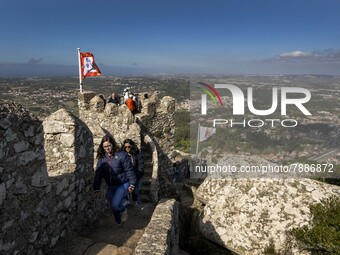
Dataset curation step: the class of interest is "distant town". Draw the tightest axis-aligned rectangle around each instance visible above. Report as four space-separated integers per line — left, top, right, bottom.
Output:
0 76 189 117
1 75 339 169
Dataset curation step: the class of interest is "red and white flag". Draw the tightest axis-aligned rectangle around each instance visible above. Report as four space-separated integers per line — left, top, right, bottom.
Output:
80 52 101 80
199 126 216 142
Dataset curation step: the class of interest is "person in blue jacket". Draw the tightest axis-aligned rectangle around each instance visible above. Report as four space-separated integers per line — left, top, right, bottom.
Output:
93 135 136 226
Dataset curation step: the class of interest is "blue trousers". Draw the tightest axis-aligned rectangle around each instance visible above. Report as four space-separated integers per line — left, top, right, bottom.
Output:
107 182 129 224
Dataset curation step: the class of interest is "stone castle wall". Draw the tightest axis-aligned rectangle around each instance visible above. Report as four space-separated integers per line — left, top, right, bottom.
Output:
137 94 176 158
134 199 179 255
0 103 106 254
78 91 141 151
0 91 177 254
78 91 175 157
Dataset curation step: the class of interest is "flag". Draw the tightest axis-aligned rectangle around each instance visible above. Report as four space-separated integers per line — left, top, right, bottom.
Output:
199 126 216 142
80 52 101 80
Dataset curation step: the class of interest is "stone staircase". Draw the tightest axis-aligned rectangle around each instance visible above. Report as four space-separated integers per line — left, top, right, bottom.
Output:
139 140 153 203
46 143 156 255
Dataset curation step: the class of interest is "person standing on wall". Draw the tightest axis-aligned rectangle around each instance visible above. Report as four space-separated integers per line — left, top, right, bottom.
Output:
108 92 120 106
126 94 136 114
122 139 144 205
93 135 136 226
123 87 130 103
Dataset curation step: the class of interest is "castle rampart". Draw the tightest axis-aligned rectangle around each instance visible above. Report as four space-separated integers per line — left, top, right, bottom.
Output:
0 103 104 254
134 199 179 255
0 90 177 254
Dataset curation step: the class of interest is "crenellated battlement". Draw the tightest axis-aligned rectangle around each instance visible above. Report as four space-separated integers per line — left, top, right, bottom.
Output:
0 91 177 254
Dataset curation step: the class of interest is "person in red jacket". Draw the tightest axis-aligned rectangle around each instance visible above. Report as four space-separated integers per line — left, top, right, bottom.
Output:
125 94 136 114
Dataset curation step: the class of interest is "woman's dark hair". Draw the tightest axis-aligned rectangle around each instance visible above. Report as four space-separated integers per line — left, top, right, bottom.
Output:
121 138 139 154
96 134 117 158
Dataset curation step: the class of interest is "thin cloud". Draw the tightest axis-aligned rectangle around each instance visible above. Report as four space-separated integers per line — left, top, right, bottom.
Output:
276 49 340 62
279 51 313 58
27 58 43 64
249 48 340 75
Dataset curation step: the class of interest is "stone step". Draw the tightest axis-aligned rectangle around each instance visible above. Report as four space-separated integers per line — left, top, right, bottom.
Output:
51 204 155 254
143 156 151 162
138 141 153 203
140 186 151 195
141 176 151 183
83 243 133 255
144 162 153 168
122 229 144 250
142 156 152 162
140 193 150 202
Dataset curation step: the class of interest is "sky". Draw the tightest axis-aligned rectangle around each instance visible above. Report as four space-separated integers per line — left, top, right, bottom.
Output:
1 0 340 76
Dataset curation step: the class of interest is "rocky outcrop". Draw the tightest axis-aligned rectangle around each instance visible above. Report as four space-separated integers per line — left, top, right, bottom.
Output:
195 177 340 255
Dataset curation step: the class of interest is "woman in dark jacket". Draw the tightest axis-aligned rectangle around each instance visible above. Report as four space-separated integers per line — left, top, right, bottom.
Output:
93 135 136 225
121 139 144 205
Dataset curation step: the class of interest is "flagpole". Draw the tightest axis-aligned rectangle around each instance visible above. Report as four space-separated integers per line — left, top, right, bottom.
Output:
77 48 83 93
196 123 200 157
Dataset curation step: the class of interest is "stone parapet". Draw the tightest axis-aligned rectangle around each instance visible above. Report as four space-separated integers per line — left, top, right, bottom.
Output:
137 95 176 158
0 103 104 255
143 134 159 203
78 92 140 153
134 199 179 255
0 90 177 254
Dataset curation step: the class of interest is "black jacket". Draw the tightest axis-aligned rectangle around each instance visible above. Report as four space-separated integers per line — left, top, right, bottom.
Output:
129 152 144 180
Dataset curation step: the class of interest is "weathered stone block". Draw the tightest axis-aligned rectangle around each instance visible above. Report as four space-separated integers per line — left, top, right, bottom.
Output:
43 121 69 134
60 134 75 147
90 96 105 112
0 146 5 160
0 117 11 129
14 177 28 194
78 91 96 104
56 178 69 195
28 232 39 243
4 128 18 142
0 182 6 206
31 166 49 188
104 103 119 116
13 141 29 153
159 96 176 113
64 196 72 209
0 240 16 252
2 219 15 231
